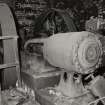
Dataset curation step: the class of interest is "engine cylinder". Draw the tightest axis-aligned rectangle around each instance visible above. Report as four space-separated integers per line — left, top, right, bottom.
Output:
43 31 103 74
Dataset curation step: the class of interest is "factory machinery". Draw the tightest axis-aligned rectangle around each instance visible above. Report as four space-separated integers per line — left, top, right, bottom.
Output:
21 6 105 105
23 30 105 105
22 6 105 105
1 2 105 105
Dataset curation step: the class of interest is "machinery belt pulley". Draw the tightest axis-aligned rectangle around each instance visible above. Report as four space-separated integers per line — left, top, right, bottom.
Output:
43 31 103 74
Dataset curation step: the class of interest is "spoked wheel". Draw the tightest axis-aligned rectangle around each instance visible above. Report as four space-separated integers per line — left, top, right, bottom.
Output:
0 3 18 89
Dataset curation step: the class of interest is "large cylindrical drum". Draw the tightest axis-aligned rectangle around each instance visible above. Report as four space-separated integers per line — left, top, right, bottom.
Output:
43 31 103 74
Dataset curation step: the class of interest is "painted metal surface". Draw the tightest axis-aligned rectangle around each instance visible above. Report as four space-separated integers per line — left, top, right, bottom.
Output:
43 31 103 74
0 3 19 89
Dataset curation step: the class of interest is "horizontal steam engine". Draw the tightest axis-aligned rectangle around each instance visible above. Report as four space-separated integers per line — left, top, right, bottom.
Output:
25 31 105 105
